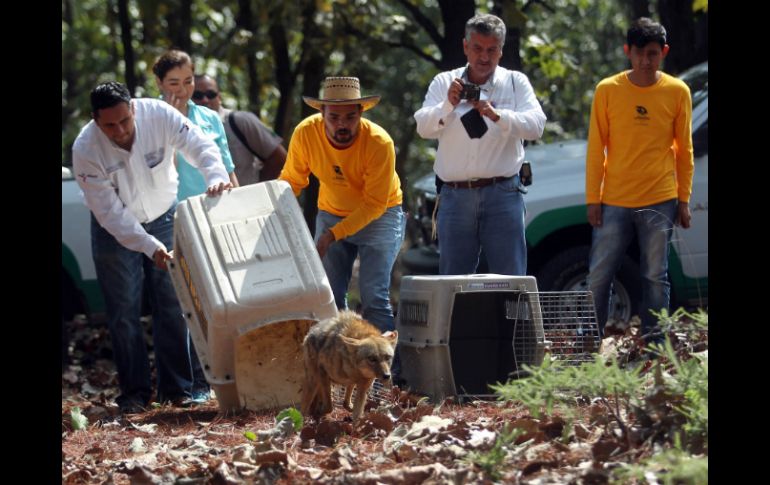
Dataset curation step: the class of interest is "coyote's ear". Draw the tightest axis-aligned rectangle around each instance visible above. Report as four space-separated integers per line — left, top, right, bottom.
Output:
340 335 361 349
382 330 398 343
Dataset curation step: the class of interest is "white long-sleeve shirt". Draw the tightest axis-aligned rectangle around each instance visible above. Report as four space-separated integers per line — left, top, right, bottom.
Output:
414 65 546 181
72 98 229 258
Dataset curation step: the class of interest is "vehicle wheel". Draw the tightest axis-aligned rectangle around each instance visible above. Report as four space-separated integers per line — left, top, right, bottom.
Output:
400 246 440 275
534 246 640 323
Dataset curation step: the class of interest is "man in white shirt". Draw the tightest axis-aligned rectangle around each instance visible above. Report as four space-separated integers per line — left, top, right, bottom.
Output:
414 14 546 275
72 81 231 414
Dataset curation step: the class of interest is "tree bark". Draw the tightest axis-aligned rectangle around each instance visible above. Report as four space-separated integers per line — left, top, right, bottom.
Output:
62 0 78 131
297 50 327 236
630 0 651 20
165 0 192 53
658 0 704 73
137 0 159 50
116 0 137 94
492 0 523 71
436 0 475 70
236 0 261 115
269 17 294 139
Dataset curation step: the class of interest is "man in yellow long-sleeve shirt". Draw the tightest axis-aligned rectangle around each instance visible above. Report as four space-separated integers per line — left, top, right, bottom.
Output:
279 76 404 345
585 17 694 344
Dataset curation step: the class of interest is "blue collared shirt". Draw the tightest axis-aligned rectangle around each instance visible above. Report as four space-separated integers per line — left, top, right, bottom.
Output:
176 100 235 200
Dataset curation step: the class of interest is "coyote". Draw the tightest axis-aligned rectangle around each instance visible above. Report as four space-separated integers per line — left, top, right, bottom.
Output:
301 310 398 421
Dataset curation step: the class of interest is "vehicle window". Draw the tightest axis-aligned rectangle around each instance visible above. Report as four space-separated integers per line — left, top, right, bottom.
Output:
679 63 708 107
693 120 707 158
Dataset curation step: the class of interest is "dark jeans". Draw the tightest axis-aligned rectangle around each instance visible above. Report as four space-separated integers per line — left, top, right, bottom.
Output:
588 199 677 341
437 175 526 275
91 204 205 406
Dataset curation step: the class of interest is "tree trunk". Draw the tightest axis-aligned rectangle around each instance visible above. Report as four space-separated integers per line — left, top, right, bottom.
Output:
269 19 294 139
236 0 261 115
502 26 521 71
658 0 701 73
165 0 192 53
630 0 651 20
116 0 137 94
395 128 415 193
137 0 159 50
298 51 326 236
437 0 476 70
179 0 192 53
62 0 78 131
491 0 522 70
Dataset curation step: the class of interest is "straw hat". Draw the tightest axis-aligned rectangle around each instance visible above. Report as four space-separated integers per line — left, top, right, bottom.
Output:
303 77 380 111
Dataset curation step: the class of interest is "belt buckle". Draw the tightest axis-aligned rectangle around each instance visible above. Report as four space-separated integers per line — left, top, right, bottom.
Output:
468 178 479 189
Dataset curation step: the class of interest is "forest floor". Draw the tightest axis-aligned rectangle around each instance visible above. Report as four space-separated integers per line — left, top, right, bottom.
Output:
62 314 706 484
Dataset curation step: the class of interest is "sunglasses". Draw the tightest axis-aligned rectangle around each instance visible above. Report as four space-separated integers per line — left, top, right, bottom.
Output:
192 90 219 100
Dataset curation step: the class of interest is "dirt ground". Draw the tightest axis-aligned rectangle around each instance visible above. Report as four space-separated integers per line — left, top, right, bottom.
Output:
61 310 684 484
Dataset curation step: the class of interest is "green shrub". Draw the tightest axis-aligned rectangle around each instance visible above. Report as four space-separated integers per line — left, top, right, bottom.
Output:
612 447 708 485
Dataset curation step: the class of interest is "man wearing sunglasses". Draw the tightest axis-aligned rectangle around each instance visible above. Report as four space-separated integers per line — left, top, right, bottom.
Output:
193 75 286 185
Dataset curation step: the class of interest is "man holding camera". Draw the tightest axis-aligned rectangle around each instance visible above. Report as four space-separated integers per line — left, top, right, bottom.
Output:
414 13 545 276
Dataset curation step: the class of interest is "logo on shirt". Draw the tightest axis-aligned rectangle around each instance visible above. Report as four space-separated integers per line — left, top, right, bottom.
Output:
144 148 166 169
178 121 191 134
634 105 650 125
333 165 345 181
105 160 126 175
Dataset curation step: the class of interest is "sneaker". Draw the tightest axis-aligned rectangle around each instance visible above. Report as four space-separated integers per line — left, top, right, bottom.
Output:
189 390 211 405
167 391 210 408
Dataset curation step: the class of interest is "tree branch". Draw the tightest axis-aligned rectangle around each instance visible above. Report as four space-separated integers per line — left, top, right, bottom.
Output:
397 0 444 47
385 39 442 67
339 13 441 69
523 0 556 14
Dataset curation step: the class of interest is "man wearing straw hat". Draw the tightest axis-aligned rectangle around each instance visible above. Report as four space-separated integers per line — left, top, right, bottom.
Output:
279 77 405 355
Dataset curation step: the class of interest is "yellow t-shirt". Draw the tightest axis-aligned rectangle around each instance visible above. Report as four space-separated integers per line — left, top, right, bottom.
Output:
586 71 694 207
279 113 403 240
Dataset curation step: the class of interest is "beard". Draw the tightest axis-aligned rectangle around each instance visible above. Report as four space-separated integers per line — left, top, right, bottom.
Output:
332 129 353 144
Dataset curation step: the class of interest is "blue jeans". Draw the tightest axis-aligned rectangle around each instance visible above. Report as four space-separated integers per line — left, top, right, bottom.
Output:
437 175 526 275
588 199 677 341
91 203 201 406
315 206 405 333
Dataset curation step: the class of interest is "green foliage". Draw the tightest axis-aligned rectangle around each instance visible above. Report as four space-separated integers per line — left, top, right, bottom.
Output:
70 407 88 431
612 447 708 485
494 308 708 484
654 307 708 342
520 0 629 140
465 425 524 481
276 407 304 432
243 430 257 441
490 355 643 418
62 0 704 192
647 309 709 453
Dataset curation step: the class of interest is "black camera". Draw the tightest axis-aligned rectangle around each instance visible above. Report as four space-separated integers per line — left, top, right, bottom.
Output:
459 82 481 102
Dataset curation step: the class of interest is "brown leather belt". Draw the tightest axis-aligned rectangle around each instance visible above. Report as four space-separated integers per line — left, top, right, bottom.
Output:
443 175 513 189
